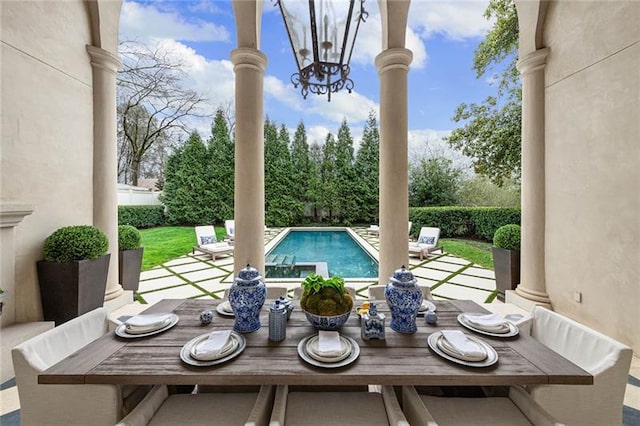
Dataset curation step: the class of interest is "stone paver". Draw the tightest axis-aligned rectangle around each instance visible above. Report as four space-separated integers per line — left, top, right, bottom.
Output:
423 260 465 273
163 256 200 266
140 267 174 280
432 283 494 304
438 256 472 265
166 261 212 274
138 275 188 292
412 268 454 282
464 267 496 279
140 284 207 304
180 268 228 282
448 274 497 291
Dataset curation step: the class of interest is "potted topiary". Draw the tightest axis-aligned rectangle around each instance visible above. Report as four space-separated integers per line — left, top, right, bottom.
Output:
492 224 521 302
300 274 353 330
37 225 110 325
118 225 144 292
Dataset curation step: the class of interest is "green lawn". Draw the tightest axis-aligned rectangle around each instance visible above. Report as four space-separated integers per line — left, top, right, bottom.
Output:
140 226 226 270
439 238 494 269
140 227 494 271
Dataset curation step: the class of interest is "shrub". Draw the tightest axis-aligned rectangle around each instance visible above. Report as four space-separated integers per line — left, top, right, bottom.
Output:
42 225 109 262
118 225 142 251
409 206 521 241
118 205 165 228
493 224 521 251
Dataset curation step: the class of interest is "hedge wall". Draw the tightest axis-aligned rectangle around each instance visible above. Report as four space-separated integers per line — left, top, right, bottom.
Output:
118 205 165 228
409 207 520 242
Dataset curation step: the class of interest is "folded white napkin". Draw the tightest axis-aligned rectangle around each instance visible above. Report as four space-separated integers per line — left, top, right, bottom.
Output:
192 330 232 360
220 301 233 313
440 330 486 360
317 331 343 357
125 314 172 334
464 313 509 333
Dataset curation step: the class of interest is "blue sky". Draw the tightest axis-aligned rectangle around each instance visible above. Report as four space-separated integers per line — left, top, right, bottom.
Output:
119 0 496 160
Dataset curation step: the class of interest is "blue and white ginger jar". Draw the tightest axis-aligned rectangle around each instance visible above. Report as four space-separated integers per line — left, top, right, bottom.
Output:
229 264 266 333
385 265 423 334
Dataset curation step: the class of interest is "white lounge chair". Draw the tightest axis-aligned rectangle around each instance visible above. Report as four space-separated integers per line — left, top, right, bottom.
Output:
409 227 443 260
224 219 235 242
193 225 234 260
517 306 633 426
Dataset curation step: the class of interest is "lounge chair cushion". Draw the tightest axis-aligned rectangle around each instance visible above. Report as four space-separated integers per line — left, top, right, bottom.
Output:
419 236 436 245
199 235 216 245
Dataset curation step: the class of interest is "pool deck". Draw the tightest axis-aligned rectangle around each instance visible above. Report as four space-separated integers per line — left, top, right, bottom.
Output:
130 226 502 307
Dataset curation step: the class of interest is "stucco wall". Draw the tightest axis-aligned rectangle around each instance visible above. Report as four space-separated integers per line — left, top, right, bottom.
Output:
1 1 95 322
543 1 640 350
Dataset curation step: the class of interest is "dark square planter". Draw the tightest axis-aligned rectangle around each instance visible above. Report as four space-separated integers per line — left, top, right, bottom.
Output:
37 254 110 325
119 247 144 291
492 247 520 302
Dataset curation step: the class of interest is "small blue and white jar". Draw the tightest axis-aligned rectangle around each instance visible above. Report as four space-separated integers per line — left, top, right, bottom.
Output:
385 265 423 334
268 300 287 342
229 264 266 333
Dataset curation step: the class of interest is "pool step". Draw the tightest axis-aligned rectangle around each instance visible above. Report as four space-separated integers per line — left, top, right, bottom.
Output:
266 254 296 266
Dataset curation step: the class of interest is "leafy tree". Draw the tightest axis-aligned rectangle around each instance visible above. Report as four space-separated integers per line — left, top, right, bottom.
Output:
289 121 313 223
307 142 324 222
354 111 380 223
264 121 299 226
409 155 462 207
334 119 358 224
117 40 206 186
206 109 235 221
458 175 520 207
320 133 339 221
446 0 520 185
160 132 211 224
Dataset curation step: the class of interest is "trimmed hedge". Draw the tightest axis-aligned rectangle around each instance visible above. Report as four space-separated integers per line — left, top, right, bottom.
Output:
118 205 165 228
42 225 108 262
493 224 521 250
409 207 520 242
118 225 142 250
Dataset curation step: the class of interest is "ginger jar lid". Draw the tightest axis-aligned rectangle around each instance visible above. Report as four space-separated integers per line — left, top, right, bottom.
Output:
235 264 262 285
389 265 416 286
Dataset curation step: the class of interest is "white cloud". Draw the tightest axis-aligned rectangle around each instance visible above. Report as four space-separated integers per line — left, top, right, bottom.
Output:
351 12 427 69
408 0 492 40
120 1 230 43
264 76 303 111
307 90 378 124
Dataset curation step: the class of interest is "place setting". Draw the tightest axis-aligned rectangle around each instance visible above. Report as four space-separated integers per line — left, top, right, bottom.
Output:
428 329 498 368
297 330 360 368
115 313 179 338
457 312 519 337
418 299 437 314
180 329 246 367
216 300 235 317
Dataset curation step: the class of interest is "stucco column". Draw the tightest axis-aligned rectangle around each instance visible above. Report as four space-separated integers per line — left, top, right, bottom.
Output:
375 48 413 284
231 48 267 276
86 45 124 302
508 48 551 307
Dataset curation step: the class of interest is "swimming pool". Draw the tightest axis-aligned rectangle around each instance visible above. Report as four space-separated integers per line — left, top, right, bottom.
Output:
266 229 378 278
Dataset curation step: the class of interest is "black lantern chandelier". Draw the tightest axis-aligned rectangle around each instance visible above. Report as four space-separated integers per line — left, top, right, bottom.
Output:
275 0 368 102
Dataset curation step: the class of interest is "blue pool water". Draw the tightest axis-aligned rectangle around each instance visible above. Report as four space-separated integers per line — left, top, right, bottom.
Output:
267 230 378 278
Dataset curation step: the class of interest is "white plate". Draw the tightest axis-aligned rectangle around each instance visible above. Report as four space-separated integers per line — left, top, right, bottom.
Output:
298 335 360 369
180 331 246 367
457 314 519 338
115 314 179 338
216 301 235 317
418 301 437 313
428 331 498 368
305 335 352 363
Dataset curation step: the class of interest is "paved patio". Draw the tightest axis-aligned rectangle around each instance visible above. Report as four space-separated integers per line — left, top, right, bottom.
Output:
133 227 502 306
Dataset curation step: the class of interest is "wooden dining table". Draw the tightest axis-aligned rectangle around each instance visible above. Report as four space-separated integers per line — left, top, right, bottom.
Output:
39 299 592 387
